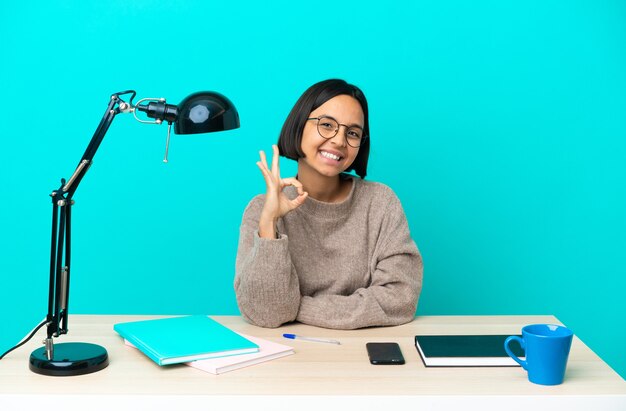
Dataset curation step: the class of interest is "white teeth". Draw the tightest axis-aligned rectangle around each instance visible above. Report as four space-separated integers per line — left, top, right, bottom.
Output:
321 151 341 161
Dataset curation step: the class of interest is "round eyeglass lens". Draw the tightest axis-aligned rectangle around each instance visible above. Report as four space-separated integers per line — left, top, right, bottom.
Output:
345 127 363 147
317 117 339 138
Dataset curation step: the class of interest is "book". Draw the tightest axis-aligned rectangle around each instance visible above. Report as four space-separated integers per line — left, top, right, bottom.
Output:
113 315 259 366
125 333 295 374
188 334 294 374
414 334 525 367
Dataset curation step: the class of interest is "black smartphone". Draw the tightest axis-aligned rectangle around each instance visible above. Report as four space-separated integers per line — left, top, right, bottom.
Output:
366 342 405 365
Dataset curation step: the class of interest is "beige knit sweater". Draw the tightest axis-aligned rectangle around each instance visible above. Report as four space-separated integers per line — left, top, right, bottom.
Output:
234 176 423 330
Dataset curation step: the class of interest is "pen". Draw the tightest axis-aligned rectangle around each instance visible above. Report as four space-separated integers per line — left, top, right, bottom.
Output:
282 333 341 345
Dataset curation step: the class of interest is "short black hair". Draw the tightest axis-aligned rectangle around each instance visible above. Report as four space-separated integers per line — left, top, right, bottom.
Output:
277 79 370 179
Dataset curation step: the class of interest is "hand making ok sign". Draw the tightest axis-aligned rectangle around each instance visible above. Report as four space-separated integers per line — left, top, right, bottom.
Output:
256 145 308 238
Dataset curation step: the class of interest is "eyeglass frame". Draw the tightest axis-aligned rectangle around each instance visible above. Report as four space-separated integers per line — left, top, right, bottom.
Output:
306 116 366 148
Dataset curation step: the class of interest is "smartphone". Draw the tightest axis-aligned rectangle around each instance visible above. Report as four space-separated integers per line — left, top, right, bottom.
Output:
366 342 405 365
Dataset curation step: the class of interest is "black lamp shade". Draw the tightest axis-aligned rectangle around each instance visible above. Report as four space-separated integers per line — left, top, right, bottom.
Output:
174 91 240 135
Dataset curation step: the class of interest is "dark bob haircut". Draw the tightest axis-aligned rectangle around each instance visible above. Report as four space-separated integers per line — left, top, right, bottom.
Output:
277 79 370 179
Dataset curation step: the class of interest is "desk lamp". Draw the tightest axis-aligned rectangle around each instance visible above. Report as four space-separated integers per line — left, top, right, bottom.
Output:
27 90 239 376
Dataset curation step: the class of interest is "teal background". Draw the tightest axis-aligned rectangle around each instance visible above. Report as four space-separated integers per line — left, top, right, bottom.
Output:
1 1 624 379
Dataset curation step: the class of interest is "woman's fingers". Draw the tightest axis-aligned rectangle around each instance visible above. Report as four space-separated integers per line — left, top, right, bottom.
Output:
259 150 270 171
258 148 309 213
258 150 278 187
256 161 273 188
287 192 308 210
281 177 305 195
256 161 269 176
291 191 309 207
260 147 282 181
281 177 308 209
271 144 280 178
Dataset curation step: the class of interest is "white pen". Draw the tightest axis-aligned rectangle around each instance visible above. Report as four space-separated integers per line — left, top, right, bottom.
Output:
282 333 341 345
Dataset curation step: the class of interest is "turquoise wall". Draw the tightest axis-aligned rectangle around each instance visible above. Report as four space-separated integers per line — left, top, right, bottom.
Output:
1 1 624 379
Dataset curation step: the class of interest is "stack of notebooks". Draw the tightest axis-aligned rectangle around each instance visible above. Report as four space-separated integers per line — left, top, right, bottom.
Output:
114 315 294 374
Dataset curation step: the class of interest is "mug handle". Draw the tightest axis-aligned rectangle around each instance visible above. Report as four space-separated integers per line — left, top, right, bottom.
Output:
504 336 527 370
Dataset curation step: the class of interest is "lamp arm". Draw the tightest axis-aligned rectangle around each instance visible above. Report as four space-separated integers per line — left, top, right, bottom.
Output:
64 91 136 197
44 91 134 347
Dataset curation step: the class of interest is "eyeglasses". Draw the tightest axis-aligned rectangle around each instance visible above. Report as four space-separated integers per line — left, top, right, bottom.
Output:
307 116 365 148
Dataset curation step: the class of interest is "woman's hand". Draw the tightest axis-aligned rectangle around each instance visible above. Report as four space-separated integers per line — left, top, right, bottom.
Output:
256 145 308 238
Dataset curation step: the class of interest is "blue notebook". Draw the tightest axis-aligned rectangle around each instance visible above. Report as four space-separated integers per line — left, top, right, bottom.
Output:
114 315 259 366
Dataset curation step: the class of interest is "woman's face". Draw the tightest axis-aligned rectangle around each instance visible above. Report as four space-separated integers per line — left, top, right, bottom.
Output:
299 94 364 178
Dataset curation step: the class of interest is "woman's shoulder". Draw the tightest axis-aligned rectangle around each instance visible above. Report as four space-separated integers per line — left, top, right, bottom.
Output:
243 193 266 215
355 178 400 203
354 179 410 229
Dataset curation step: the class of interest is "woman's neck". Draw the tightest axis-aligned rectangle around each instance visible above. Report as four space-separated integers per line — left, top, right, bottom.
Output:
297 162 350 203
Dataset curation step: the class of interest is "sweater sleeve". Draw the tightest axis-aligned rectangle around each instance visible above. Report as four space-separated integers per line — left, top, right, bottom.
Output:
234 196 301 328
295 192 423 330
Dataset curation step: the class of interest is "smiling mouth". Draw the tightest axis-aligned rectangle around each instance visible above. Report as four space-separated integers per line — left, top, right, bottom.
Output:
320 150 343 161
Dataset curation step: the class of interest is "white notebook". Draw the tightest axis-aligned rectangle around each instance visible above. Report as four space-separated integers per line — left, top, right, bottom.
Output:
125 333 294 374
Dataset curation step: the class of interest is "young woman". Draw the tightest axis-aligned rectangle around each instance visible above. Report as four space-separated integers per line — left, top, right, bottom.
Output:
234 79 423 329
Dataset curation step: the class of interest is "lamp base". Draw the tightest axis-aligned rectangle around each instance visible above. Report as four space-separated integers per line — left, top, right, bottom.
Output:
29 342 109 376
